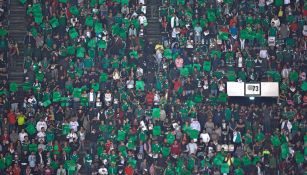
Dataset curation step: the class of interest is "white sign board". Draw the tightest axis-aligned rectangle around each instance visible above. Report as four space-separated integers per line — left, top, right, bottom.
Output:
227 82 279 97
227 82 245 96
245 83 261 96
261 82 279 97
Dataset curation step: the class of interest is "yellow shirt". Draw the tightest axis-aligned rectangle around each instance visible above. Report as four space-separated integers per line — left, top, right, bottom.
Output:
17 115 26 125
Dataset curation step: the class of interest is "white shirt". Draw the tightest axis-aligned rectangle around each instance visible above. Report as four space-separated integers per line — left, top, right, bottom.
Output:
98 167 108 175
28 97 37 104
126 80 135 89
37 131 46 142
171 28 180 38
70 121 79 132
203 80 209 90
67 132 78 143
138 15 147 25
284 0 290 5
271 18 280 27
36 121 47 132
200 133 210 143
79 131 86 141
19 132 28 143
281 120 292 132
219 83 225 92
187 142 198 155
89 92 94 102
259 50 268 59
136 67 143 77
105 93 112 102
281 68 290 79
171 16 179 28
154 94 160 105
238 57 243 68
190 120 201 132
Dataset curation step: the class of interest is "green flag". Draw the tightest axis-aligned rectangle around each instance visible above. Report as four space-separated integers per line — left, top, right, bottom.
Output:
30 27 38 37
275 0 283 6
180 67 189 77
49 17 60 28
69 28 79 39
60 97 69 107
99 73 108 82
210 50 222 58
43 100 52 107
221 163 229 174
67 45 75 55
9 82 18 92
117 130 126 141
295 152 304 164
85 16 94 27
136 80 145 91
26 123 36 135
91 83 99 92
301 81 307 91
207 10 216 22
87 39 96 48
0 28 8 37
240 29 250 39
203 61 211 72
281 143 289 159
163 48 172 59
69 6 79 16
129 50 138 59
52 91 62 102
234 168 244 175
73 88 81 98
166 133 175 144
76 47 85 58
94 22 103 33
19 0 27 5
153 126 161 136
187 129 199 139
270 135 281 147
162 147 170 157
97 40 107 49
152 108 160 118
218 32 229 40
34 16 43 24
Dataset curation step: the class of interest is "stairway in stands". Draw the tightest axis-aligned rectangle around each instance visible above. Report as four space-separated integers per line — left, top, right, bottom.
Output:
146 0 161 44
8 0 26 84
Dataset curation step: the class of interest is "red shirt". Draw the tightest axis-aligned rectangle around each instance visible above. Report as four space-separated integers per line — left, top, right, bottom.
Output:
44 168 52 175
173 80 182 91
171 143 181 155
124 166 134 175
8 112 16 124
114 110 124 124
2 133 9 142
105 142 112 154
146 92 155 105
13 166 21 175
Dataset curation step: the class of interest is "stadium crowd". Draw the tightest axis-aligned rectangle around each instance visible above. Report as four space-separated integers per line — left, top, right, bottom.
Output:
0 0 307 174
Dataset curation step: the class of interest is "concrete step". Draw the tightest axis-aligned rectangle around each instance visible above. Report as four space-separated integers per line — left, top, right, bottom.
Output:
148 18 159 22
147 31 160 35
8 0 26 85
147 25 160 29
10 8 26 13
8 77 24 84
11 0 24 5
9 21 26 25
